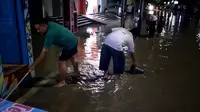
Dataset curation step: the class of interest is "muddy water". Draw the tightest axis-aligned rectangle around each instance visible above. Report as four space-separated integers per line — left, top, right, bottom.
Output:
71 21 199 112
30 12 200 112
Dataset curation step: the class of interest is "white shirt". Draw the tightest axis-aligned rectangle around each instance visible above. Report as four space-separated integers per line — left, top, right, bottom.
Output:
104 27 135 53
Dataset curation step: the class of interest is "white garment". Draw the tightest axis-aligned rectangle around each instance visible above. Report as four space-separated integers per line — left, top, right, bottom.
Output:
104 27 135 53
133 17 139 28
150 15 158 21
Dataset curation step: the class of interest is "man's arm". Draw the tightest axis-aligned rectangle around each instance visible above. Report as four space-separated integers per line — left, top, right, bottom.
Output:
126 34 136 65
129 52 136 65
29 48 48 70
29 27 54 71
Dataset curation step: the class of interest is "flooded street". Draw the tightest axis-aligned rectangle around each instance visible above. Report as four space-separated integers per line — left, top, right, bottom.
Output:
25 12 200 112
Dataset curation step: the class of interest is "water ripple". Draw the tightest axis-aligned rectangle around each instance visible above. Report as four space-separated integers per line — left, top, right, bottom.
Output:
196 29 200 50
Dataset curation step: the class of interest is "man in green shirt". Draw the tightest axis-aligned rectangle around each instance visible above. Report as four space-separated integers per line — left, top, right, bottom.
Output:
29 18 79 87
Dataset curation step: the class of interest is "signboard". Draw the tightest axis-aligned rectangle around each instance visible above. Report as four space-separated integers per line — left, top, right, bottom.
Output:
0 98 47 112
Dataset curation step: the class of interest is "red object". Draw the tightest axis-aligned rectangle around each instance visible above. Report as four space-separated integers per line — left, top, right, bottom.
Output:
63 0 76 32
0 98 46 112
8 104 32 112
78 0 86 14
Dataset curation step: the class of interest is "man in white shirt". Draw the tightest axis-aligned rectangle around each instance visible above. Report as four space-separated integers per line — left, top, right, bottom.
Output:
99 27 136 79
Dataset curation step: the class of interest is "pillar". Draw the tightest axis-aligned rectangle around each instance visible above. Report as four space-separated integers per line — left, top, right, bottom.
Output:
75 0 78 10
43 0 53 16
97 0 102 13
78 0 86 14
63 0 77 32
138 0 145 36
60 0 63 16
121 0 127 28
52 0 61 16
101 0 107 14
0 55 7 98
28 0 43 33
74 2 78 33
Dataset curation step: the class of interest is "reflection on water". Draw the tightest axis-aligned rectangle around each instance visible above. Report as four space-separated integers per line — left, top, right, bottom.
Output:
76 27 106 95
162 11 183 38
84 27 100 66
158 39 172 51
75 27 135 101
196 24 200 50
197 34 200 50
74 12 192 103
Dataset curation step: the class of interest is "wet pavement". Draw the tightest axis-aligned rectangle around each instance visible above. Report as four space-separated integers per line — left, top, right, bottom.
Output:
20 12 200 112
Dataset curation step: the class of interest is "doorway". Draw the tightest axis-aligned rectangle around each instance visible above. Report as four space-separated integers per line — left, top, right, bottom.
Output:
86 0 98 14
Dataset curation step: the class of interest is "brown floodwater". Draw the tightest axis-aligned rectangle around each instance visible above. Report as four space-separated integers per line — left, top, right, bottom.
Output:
26 12 200 112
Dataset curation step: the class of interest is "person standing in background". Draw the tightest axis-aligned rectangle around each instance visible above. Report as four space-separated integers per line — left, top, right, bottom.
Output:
86 1 88 11
98 4 101 13
130 16 139 38
157 16 165 36
148 14 157 38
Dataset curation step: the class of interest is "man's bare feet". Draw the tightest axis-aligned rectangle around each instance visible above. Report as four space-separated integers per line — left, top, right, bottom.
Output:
54 80 66 87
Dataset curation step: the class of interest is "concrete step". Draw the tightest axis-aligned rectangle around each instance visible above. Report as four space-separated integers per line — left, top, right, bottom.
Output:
77 15 85 19
78 19 90 24
77 14 97 27
83 15 106 25
78 21 93 27
48 15 100 28
94 16 108 19
91 14 108 20
78 17 87 21
93 14 106 17
95 16 108 20
94 13 121 19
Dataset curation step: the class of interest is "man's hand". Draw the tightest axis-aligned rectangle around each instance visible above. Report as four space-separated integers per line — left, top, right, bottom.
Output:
29 48 48 71
129 52 136 65
29 64 35 71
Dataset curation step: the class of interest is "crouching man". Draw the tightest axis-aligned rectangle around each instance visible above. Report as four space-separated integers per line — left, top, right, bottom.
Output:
99 27 136 79
29 18 79 87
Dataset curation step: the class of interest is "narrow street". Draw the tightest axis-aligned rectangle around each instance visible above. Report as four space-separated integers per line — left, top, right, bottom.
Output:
17 12 200 112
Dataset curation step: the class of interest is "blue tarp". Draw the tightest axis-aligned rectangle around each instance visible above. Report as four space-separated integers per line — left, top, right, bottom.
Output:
0 0 22 64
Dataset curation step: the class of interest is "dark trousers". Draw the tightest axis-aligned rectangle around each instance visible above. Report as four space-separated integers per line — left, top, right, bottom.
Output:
99 44 125 74
149 21 156 37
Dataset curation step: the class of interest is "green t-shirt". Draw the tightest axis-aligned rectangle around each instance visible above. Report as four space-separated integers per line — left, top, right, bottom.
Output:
43 22 77 49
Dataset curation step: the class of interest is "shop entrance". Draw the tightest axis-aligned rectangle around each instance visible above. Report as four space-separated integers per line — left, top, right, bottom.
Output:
86 0 98 14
